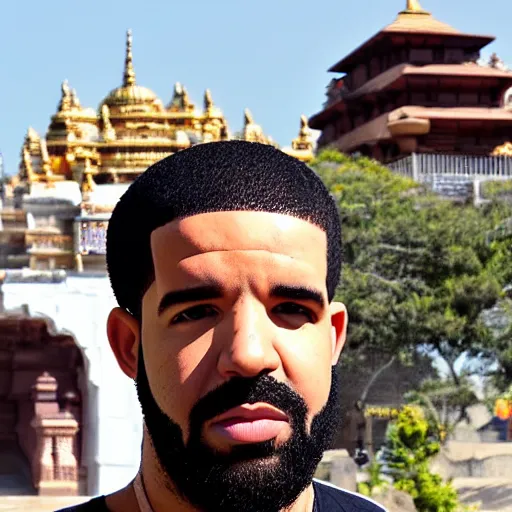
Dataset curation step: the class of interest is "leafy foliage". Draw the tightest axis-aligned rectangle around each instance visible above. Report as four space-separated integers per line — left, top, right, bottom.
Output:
481 179 512 201
380 406 459 512
311 150 512 423
358 460 389 498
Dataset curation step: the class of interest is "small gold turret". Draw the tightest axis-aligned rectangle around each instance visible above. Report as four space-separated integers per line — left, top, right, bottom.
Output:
101 104 116 141
22 146 37 183
402 0 429 14
40 138 53 183
168 82 193 112
242 109 268 143
182 86 192 111
58 80 72 112
204 89 213 114
244 108 254 127
71 89 81 109
292 115 313 151
282 115 315 163
123 29 136 87
26 127 41 152
220 119 230 141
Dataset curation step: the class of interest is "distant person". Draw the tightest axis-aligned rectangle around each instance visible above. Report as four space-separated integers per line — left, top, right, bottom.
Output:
59 141 385 511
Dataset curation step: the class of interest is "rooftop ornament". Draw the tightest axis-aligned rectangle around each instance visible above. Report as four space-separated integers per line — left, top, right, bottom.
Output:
123 29 136 87
401 0 430 14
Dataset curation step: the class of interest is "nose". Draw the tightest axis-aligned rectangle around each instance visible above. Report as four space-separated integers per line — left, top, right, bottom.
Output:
216 298 281 379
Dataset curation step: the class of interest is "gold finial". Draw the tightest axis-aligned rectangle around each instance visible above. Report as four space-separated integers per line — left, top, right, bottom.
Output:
58 80 72 111
123 29 136 87
244 108 254 126
27 127 40 142
300 114 309 135
402 0 429 14
220 119 230 140
101 104 116 141
204 89 213 112
243 109 267 143
71 88 81 109
40 138 52 180
182 86 190 107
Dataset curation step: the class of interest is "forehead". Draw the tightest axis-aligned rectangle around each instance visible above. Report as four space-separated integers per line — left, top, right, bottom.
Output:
150 211 327 284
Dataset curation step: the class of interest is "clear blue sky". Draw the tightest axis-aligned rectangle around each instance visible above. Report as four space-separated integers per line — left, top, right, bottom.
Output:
0 0 510 175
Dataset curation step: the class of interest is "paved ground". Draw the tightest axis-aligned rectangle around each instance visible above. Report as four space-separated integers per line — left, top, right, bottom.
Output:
0 496 89 511
454 478 512 511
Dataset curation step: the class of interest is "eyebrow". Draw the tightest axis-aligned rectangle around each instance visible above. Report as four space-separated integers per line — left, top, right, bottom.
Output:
270 284 325 309
157 285 223 316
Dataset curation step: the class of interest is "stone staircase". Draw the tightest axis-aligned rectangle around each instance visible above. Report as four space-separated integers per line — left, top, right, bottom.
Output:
0 442 34 497
454 477 512 512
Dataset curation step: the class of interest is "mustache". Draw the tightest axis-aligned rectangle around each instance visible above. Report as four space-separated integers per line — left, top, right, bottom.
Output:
189 373 308 433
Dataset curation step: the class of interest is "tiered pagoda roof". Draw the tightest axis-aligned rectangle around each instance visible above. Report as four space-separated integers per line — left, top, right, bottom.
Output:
330 0 494 74
310 0 512 160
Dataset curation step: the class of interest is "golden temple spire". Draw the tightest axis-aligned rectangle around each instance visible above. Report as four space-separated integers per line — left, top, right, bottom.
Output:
174 82 183 96
292 115 313 151
204 89 213 112
244 108 254 126
182 86 191 107
27 127 40 143
300 114 310 136
71 88 81 109
123 29 136 87
58 80 72 111
402 0 429 14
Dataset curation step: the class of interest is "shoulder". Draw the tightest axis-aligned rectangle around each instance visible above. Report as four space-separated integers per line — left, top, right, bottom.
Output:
54 496 109 512
313 480 388 512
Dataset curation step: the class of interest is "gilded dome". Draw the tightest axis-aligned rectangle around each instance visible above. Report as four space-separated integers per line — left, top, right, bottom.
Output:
102 84 159 108
100 30 163 112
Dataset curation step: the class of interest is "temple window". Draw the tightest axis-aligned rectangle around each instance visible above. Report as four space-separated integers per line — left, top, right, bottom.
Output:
459 93 479 106
439 92 457 106
444 48 464 64
411 92 427 104
410 48 433 65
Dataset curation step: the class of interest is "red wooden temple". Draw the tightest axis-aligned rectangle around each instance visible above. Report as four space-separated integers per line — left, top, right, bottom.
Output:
309 0 512 162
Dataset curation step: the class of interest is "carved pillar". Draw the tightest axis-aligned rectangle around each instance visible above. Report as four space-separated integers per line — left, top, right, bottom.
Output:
31 373 79 496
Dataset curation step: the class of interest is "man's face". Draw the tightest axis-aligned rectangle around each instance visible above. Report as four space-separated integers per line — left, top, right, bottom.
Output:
135 211 347 510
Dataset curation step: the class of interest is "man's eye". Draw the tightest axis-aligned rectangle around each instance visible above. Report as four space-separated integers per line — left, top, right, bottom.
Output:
170 305 218 325
273 303 315 322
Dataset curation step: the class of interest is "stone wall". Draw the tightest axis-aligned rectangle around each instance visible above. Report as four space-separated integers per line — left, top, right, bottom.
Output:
432 441 512 480
1 271 142 496
315 450 357 492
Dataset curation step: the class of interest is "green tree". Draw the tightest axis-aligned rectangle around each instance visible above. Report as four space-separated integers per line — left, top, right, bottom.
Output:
311 151 512 426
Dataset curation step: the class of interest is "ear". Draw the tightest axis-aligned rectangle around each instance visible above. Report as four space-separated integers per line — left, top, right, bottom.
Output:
329 302 348 366
107 307 140 379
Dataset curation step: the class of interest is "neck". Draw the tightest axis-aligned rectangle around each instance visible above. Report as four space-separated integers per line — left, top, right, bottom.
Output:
139 434 193 512
133 432 316 512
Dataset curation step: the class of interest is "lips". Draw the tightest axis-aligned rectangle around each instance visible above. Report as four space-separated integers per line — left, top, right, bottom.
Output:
207 403 289 444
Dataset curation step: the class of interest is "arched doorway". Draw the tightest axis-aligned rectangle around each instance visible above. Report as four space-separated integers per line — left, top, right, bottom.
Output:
0 313 85 496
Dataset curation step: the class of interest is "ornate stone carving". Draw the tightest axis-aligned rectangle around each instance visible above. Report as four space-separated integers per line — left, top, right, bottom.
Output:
242 109 268 143
31 373 79 496
101 105 116 142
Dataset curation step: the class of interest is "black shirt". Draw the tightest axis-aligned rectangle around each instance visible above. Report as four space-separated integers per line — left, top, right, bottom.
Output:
312 480 386 511
56 480 386 511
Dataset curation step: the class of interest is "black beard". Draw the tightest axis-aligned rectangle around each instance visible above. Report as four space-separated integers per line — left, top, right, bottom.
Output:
135 344 340 512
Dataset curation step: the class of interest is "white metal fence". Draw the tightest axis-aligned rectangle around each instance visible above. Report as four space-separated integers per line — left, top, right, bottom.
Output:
388 153 512 181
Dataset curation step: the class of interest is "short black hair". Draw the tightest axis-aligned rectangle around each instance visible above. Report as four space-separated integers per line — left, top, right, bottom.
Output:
107 141 341 317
